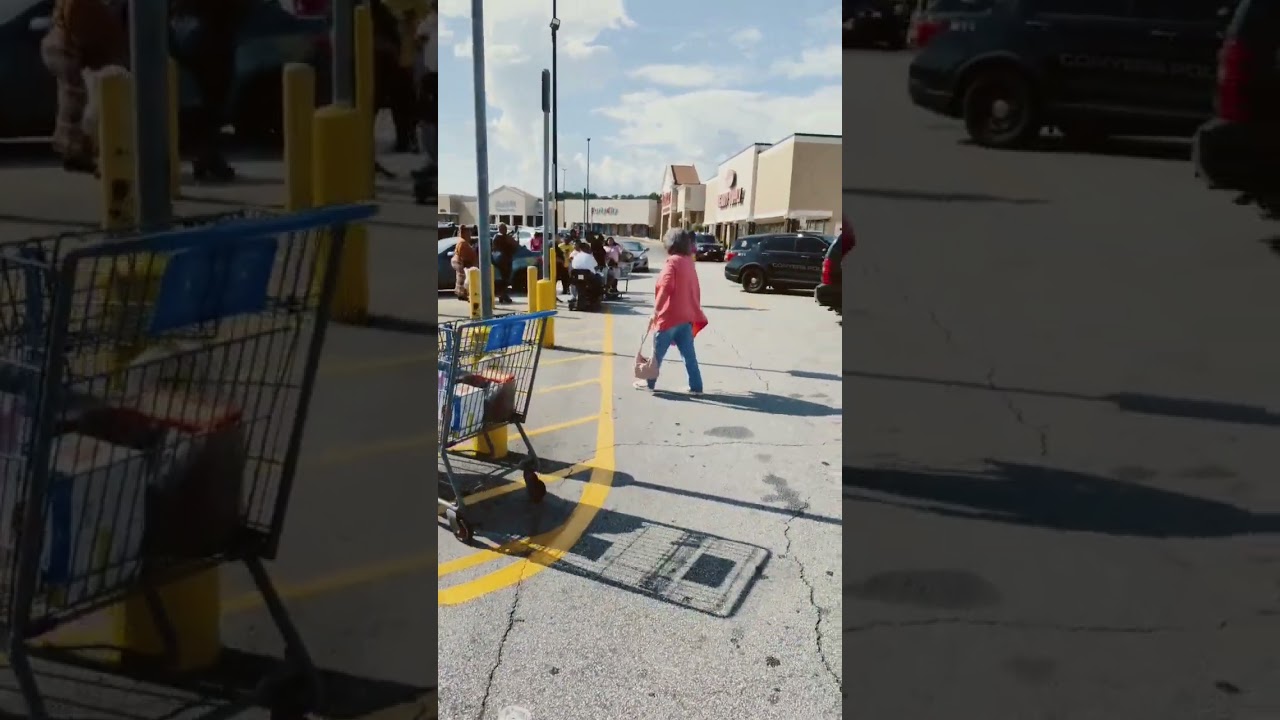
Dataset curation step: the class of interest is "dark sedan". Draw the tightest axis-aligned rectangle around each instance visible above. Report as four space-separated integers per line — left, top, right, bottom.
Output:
844 0 911 49
0 0 330 141
694 234 724 262
437 239 542 292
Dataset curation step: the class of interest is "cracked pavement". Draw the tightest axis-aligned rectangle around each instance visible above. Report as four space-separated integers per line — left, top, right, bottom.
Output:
438 243 842 719
847 49 1280 719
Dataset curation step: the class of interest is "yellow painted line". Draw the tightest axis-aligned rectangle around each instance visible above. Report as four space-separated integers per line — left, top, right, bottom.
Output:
310 431 431 467
523 414 598 439
450 461 587 506
439 312 617 605
540 354 596 367
535 378 599 394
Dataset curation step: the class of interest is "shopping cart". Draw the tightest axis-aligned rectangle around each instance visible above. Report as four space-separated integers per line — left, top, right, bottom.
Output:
438 310 556 542
0 203 376 720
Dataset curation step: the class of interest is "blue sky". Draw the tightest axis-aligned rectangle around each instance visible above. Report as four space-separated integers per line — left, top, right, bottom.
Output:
437 0 841 197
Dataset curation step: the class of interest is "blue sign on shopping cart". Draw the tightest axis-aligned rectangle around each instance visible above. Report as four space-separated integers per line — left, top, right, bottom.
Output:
484 317 527 352
149 236 276 334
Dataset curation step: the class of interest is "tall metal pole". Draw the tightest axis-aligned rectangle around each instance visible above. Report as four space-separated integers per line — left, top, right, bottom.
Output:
584 137 590 227
471 0 494 318
550 2 559 233
332 0 355 105
130 0 171 224
541 69 552 274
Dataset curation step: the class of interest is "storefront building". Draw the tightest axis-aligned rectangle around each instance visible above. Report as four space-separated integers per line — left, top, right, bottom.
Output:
702 133 842 244
458 184 542 226
438 194 477 226
750 134 842 234
657 164 704 238
702 143 769 246
559 198 658 238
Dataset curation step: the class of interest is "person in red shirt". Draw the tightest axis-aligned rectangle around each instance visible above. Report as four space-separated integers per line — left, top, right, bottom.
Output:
839 215 854 257
634 229 708 394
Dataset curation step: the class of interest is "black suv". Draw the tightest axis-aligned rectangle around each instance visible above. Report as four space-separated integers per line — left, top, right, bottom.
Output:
1193 0 1280 217
694 234 724 261
724 233 831 294
909 0 1236 149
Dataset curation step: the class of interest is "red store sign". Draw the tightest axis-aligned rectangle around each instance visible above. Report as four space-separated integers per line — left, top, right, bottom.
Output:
717 169 745 209
661 191 672 209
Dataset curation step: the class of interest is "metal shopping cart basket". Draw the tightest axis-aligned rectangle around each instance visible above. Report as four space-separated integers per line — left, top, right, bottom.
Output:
0 203 376 720
438 310 556 542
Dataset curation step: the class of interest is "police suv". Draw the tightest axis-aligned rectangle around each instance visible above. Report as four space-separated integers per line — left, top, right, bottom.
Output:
908 0 1236 148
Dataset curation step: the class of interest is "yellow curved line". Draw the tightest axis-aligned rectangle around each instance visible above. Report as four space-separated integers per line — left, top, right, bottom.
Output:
438 312 616 605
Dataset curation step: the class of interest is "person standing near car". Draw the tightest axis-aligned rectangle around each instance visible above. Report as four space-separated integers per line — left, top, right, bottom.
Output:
634 228 707 395
170 0 248 182
451 224 477 301
492 223 518 305
41 0 128 175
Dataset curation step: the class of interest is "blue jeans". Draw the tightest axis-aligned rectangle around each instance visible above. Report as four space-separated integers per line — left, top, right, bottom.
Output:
647 323 703 392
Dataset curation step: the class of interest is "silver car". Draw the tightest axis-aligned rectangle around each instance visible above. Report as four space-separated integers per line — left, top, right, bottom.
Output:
618 240 650 272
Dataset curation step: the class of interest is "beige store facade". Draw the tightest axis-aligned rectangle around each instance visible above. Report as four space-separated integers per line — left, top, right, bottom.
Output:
437 194 478 226
657 164 705 238
559 198 658 238
459 185 545 229
702 143 770 246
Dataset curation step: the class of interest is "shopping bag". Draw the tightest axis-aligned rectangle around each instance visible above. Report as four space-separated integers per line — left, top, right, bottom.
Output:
634 328 659 381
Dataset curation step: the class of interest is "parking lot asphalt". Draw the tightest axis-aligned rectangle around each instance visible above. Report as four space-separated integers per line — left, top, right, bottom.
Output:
436 243 842 719
0 140 434 719
847 49 1280 718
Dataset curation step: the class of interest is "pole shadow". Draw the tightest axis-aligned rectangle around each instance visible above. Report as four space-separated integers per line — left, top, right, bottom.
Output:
844 460 1280 538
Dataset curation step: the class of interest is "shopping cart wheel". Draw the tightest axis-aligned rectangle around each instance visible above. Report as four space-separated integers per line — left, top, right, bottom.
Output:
447 509 474 542
523 467 547 503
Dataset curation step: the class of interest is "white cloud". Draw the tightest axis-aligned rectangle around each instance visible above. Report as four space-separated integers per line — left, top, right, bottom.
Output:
628 64 744 89
771 44 841 79
730 27 763 50
438 2 842 196
588 84 842 192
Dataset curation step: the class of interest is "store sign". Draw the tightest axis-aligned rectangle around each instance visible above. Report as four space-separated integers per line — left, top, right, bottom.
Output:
717 169 745 209
591 207 619 216
661 191 672 209
494 200 518 212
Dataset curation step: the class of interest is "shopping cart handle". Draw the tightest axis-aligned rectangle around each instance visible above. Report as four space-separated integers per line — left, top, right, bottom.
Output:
60 204 381 263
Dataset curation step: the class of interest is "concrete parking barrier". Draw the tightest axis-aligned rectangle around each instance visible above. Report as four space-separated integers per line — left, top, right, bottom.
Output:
283 63 316 212
312 106 370 323
98 70 135 230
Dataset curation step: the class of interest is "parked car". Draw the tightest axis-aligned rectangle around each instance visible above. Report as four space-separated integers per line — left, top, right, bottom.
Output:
1193 0 1280 218
618 239 649 272
845 0 911 49
907 0 993 48
438 222 459 239
0 0 331 142
694 234 724 262
723 233 831 294
437 238 542 292
815 221 851 316
908 0 1235 150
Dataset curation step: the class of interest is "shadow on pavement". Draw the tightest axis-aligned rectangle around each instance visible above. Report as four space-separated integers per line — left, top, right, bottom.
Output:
657 390 840 418
460 471 771 619
1015 134 1192 162
846 368 1280 427
552 346 843 382
5 647 428 720
843 185 1046 206
844 461 1280 538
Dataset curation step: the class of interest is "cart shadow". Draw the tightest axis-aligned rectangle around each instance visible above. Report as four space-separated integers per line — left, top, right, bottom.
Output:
452 467 770 619
0 647 428 720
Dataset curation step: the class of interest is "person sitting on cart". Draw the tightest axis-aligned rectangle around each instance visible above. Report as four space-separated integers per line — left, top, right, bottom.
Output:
568 240 603 301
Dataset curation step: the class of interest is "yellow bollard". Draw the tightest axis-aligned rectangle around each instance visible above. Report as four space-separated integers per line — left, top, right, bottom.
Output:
167 58 180 199
526 267 539 312
353 5 376 197
283 63 316 212
111 570 222 671
466 267 481 320
537 279 556 348
98 70 135 231
312 106 370 323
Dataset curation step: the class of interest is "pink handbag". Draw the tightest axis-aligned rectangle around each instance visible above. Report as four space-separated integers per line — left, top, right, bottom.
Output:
634 328 659 380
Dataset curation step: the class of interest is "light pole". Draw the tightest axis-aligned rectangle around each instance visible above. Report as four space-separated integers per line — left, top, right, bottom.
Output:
130 0 171 224
584 137 591 227
550 5 559 232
